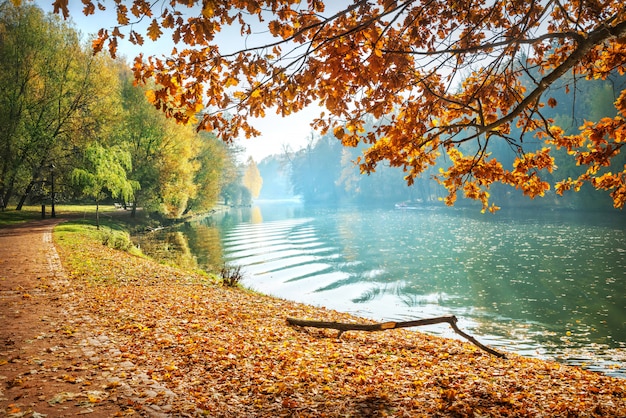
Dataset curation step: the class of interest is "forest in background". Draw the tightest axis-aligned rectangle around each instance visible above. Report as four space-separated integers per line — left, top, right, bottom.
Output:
0 3 264 218
259 72 626 211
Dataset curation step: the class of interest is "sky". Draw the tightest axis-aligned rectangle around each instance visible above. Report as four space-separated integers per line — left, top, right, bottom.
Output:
34 0 319 162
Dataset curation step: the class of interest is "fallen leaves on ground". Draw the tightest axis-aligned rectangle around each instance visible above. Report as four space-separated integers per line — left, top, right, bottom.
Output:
10 228 626 416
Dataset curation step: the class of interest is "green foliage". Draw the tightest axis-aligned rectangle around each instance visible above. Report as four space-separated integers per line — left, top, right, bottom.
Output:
101 228 135 252
257 155 293 199
0 4 234 217
72 143 138 204
222 182 252 207
289 135 342 204
0 2 121 210
186 133 231 213
55 218 141 257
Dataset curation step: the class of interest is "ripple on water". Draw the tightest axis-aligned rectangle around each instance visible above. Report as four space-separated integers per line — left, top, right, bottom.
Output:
205 207 626 377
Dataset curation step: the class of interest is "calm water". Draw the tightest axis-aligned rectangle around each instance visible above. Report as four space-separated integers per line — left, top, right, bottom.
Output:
135 202 626 377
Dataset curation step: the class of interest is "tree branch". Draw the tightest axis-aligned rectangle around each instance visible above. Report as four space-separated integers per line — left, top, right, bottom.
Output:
286 315 506 358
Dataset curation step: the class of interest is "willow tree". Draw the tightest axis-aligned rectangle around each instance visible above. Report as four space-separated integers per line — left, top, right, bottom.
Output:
51 0 626 211
72 143 138 228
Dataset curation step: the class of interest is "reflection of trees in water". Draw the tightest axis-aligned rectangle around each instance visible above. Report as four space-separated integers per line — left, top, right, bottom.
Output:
136 231 198 271
183 223 223 272
135 221 225 274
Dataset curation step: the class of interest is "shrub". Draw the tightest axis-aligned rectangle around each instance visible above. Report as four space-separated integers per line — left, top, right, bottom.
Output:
220 265 244 287
101 229 134 252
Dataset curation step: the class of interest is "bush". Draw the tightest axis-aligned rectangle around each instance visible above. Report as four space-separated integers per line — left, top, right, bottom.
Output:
220 265 244 287
101 229 134 252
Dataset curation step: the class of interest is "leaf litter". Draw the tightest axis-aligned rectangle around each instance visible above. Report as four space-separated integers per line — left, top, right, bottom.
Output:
5 225 626 417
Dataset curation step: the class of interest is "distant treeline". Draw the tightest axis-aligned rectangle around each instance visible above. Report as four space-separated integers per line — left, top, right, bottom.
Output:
259 71 626 212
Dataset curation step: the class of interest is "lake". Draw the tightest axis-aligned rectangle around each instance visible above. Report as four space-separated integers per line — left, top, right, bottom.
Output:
135 201 626 378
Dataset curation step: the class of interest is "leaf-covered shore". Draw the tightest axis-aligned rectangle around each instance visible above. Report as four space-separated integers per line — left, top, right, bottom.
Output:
53 222 626 417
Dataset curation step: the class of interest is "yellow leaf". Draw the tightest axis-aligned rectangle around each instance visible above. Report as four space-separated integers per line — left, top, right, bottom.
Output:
333 126 345 139
87 394 101 403
225 77 238 88
105 380 121 389
202 3 214 18
145 90 156 104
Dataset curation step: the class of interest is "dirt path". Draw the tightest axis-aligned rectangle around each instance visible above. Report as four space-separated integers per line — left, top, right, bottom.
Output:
0 218 125 417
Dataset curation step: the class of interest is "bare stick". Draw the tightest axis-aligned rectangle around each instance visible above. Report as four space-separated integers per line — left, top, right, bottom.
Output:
286 315 506 358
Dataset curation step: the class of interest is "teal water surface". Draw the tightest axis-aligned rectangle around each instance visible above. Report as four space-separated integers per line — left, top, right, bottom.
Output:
136 202 626 377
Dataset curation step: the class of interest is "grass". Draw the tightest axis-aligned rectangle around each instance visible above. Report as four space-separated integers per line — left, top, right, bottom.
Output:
0 208 41 226
55 218 144 257
0 204 121 227
0 202 148 257
3 202 208 273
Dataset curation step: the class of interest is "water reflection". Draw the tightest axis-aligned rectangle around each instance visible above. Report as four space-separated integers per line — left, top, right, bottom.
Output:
134 203 626 378
135 231 198 271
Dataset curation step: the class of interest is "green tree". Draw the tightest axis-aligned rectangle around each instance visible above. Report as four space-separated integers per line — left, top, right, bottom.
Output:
72 143 138 228
257 155 293 199
0 3 121 210
116 71 165 216
185 132 232 214
117 71 233 218
157 120 199 218
290 134 342 204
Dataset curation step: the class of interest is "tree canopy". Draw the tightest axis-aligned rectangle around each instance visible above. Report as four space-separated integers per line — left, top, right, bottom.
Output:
47 0 626 211
0 3 245 217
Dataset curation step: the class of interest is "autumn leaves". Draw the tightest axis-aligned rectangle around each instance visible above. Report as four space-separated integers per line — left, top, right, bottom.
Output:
49 221 626 416
51 0 626 210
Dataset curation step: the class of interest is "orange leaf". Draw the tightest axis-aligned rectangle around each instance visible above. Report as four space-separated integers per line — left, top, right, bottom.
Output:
547 97 557 108
92 37 106 54
52 0 69 18
147 19 163 41
145 90 156 104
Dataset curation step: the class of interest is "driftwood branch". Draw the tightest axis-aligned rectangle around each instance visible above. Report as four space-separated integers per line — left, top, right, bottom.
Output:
286 315 506 358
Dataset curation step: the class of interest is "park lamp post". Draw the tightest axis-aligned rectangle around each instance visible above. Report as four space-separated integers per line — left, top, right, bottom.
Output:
49 163 55 218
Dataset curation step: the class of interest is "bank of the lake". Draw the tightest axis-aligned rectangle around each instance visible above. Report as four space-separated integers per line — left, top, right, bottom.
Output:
134 203 626 379
45 218 626 416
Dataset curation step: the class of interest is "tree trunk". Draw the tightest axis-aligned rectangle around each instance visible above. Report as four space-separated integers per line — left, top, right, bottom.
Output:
96 200 100 230
286 316 505 358
15 179 36 211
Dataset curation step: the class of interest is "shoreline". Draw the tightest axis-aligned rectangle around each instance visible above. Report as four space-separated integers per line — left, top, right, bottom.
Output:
53 219 626 415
